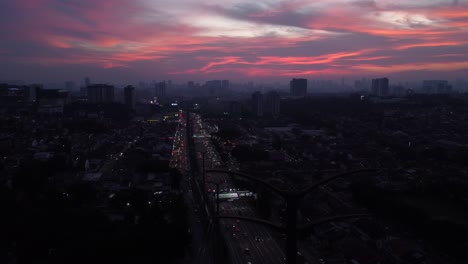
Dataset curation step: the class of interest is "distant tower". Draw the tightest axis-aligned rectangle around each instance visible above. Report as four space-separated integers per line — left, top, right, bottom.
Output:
252 91 263 117
290 78 307 96
124 85 136 109
155 81 166 98
85 77 91 87
222 80 230 89
264 91 280 117
371 78 389 96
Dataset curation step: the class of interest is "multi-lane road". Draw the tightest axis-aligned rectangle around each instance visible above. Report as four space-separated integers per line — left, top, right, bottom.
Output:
186 112 288 264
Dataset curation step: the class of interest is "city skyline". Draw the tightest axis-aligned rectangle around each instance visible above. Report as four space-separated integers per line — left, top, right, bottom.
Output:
1 0 467 83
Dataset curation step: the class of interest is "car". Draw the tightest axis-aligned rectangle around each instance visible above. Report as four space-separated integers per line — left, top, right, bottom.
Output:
244 248 250 254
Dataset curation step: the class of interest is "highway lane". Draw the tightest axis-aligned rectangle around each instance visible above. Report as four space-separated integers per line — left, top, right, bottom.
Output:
189 112 287 264
171 114 211 264
174 111 328 264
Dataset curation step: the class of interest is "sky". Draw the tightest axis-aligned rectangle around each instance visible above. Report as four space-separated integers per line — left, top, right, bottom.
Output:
0 0 467 84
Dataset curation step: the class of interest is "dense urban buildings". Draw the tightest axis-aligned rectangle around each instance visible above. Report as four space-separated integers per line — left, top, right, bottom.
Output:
1 1 468 263
1 78 468 264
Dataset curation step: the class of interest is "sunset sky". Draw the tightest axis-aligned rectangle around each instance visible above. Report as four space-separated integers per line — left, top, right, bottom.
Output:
0 0 467 84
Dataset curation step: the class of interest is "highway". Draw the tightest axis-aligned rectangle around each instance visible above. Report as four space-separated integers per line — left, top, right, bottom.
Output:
188 112 287 264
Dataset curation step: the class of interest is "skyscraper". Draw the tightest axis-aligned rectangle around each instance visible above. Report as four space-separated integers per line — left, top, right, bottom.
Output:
85 77 91 87
264 91 280 117
124 85 136 109
222 80 230 89
371 78 389 96
87 84 115 104
290 78 307 96
252 91 263 117
155 81 166 98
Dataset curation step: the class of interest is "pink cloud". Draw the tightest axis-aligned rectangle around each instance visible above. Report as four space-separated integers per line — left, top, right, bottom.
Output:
0 0 467 81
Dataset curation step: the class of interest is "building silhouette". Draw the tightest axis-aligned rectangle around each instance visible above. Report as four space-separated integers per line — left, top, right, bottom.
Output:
155 81 166 98
205 80 229 96
222 80 230 89
87 84 114 104
422 80 452 94
37 88 69 114
371 78 389 96
264 91 280 117
252 91 263 117
290 79 307 96
124 85 136 109
85 77 91 87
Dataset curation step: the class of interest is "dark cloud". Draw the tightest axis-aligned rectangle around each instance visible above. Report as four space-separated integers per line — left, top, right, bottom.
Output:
0 0 467 83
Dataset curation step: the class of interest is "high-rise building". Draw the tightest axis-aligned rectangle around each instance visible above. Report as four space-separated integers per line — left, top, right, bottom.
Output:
422 80 452 94
222 80 230 89
252 91 263 117
87 84 114 104
264 91 280 117
290 78 307 96
85 77 91 87
155 81 166 98
371 78 389 96
124 85 136 109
